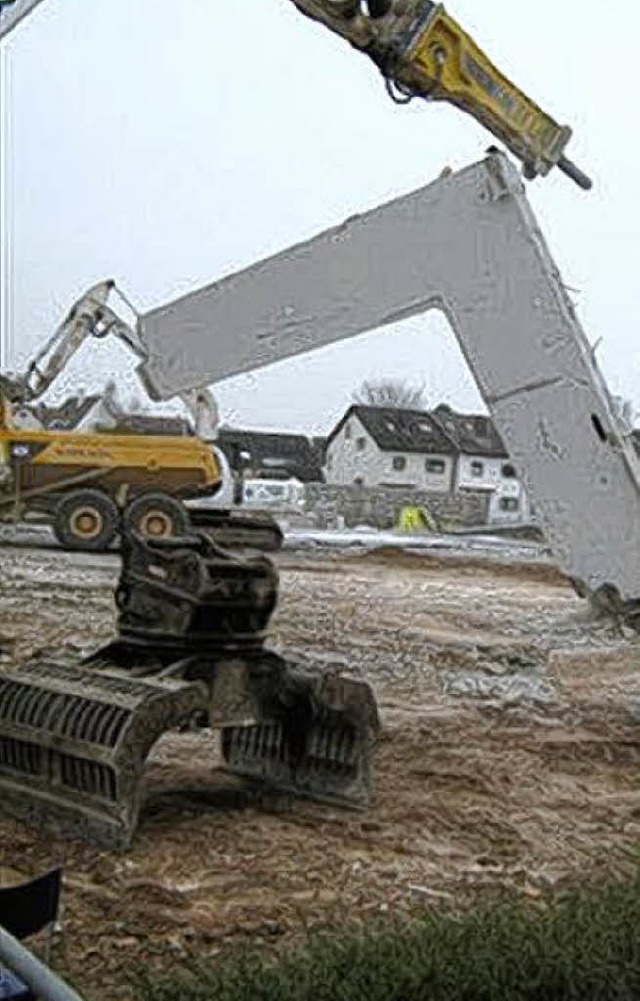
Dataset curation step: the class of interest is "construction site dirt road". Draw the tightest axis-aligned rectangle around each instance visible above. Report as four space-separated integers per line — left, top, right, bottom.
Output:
1 538 640 999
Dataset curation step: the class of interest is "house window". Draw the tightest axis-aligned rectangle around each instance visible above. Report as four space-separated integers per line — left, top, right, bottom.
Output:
356 437 366 452
326 456 332 471
392 456 407 471
499 497 519 512
470 460 484 477
425 458 445 474
345 422 351 440
502 462 517 479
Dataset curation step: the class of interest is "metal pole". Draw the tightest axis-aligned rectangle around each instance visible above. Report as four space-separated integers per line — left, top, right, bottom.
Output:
0 926 86 1001
0 37 4 372
0 2 48 371
0 36 7 370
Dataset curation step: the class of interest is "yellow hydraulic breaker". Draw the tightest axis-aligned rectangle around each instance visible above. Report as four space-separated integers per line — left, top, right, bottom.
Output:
290 0 592 189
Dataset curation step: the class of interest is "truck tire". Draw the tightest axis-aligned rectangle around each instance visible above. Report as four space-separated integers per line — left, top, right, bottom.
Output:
53 489 120 552
123 492 190 540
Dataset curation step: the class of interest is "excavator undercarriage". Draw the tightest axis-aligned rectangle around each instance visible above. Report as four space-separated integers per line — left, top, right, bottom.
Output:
0 533 378 847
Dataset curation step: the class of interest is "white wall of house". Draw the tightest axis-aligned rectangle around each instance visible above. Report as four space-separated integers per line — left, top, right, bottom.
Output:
488 485 530 524
455 453 529 523
455 454 512 493
325 415 453 492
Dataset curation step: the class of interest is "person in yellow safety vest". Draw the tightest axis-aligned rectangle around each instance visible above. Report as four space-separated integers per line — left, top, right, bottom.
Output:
396 504 438 533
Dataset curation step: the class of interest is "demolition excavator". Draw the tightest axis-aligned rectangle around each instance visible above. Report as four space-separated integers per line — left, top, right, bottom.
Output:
0 3 607 848
0 152 633 848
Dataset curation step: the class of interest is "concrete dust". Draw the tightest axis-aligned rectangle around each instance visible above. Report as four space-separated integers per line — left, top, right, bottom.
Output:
1 542 640 999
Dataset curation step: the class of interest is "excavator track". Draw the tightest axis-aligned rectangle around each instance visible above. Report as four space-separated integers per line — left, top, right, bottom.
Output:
0 532 378 846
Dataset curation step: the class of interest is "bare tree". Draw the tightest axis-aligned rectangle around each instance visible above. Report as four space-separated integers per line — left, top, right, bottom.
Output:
353 378 427 410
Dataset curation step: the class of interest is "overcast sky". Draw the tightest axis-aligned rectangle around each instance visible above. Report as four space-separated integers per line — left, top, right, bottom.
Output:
1 0 638 434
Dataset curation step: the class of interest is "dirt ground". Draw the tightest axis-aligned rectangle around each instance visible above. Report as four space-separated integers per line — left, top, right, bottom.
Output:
2 539 640 999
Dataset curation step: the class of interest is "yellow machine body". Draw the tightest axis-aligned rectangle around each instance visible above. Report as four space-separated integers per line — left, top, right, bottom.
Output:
0 425 220 507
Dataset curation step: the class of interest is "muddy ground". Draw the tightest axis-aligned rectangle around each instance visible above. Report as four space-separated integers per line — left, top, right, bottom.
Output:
2 539 640 999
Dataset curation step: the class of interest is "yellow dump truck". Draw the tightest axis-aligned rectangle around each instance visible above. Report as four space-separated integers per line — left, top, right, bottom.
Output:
0 414 221 549
0 419 283 551
0 283 282 551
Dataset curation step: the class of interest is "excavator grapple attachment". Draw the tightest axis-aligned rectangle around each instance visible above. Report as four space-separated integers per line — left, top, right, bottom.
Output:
0 659 205 847
221 671 379 809
0 532 379 846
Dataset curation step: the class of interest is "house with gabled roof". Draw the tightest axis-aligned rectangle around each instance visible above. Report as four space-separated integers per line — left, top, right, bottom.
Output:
324 404 457 492
430 404 529 521
325 402 530 522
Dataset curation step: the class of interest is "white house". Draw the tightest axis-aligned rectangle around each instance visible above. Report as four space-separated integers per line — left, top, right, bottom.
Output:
431 404 530 523
325 403 530 524
325 405 457 493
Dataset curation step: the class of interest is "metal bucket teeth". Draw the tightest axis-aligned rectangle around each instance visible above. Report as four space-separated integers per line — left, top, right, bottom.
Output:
0 660 205 847
220 675 378 809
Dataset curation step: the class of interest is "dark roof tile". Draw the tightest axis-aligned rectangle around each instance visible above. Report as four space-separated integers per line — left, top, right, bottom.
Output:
328 405 457 455
431 404 508 458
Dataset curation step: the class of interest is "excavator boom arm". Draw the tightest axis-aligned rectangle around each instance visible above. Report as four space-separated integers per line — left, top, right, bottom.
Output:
0 280 142 405
0 279 221 438
135 151 638 607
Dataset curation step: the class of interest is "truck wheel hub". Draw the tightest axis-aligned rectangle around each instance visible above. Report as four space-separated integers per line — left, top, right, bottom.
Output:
139 510 173 537
71 507 103 539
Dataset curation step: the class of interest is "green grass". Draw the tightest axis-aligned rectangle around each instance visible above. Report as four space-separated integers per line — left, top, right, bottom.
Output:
134 876 640 1001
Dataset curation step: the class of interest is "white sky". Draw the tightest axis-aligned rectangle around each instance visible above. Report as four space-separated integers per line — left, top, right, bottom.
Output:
1 0 638 435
